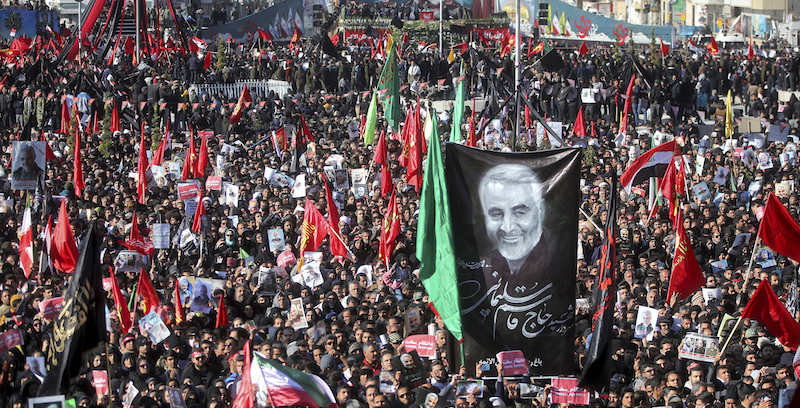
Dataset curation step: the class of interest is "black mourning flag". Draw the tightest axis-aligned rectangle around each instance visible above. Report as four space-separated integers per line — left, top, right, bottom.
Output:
39 223 107 396
579 176 619 392
539 49 565 72
451 24 467 34
322 35 339 59
446 145 581 375
391 16 404 29
365 25 380 38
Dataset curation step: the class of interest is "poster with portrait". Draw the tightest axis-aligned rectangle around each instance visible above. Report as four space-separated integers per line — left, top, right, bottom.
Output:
28 396 65 408
26 356 46 382
634 306 658 341
295 252 324 289
167 386 188 408
223 183 240 207
445 145 580 375
679 333 720 362
351 169 368 199
114 250 149 273
292 174 306 198
334 169 350 190
177 277 194 307
138 310 170 344
11 141 46 190
190 279 213 313
457 380 485 398
702 288 722 306
288 298 308 330
267 229 285 252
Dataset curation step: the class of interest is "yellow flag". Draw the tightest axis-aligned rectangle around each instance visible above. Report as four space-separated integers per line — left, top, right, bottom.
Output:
725 89 733 139
447 48 455 63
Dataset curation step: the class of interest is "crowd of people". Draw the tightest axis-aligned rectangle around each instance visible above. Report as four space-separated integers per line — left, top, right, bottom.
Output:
0 7 797 408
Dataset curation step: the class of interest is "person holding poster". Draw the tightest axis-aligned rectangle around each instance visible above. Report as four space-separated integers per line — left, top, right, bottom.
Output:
12 142 45 190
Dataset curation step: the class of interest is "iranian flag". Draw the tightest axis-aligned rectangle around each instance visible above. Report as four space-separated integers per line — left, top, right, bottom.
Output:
19 206 33 278
251 353 336 408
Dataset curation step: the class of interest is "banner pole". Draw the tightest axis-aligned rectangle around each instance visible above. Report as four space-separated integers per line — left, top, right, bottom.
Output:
716 315 743 358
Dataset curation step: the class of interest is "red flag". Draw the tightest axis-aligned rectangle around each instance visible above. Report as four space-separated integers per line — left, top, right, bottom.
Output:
52 199 78 273
215 294 229 328
655 158 678 222
110 98 120 133
151 124 170 166
574 106 586 137
466 103 477 147
91 110 100 134
380 189 402 267
299 114 314 144
60 99 70 134
195 130 208 178
404 103 424 192
203 51 211 70
373 130 388 167
123 211 155 256
137 127 149 204
181 133 195 181
257 28 272 42
618 74 636 143
192 194 206 233
330 33 340 46
229 85 252 123
659 36 669 57
323 175 348 259
73 120 85 196
300 198 331 256
748 40 755 60
578 41 588 56
110 267 133 332
758 193 800 262
173 278 184 324
289 28 300 51
742 279 800 350
137 269 162 316
231 341 253 408
706 36 719 55
666 209 705 302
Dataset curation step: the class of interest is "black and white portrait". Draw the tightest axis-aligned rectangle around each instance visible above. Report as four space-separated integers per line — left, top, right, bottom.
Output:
12 141 46 190
445 145 581 375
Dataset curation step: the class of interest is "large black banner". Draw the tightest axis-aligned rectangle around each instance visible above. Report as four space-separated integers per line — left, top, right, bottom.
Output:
445 145 580 375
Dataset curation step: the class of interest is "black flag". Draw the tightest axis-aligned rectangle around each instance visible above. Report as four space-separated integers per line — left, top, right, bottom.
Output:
579 176 619 392
365 25 380 38
322 35 339 59
391 16 404 29
539 49 565 72
39 223 107 396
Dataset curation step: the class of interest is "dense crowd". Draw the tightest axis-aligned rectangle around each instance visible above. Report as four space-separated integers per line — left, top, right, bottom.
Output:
0 10 798 408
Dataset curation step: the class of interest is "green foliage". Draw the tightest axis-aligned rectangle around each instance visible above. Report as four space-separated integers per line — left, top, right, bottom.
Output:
216 37 226 73
649 29 660 64
99 101 113 157
583 144 596 167
151 105 162 145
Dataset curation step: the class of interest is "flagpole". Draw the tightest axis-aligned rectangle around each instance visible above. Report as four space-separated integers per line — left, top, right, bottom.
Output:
739 237 762 297
513 0 521 151
716 315 744 358
439 0 443 58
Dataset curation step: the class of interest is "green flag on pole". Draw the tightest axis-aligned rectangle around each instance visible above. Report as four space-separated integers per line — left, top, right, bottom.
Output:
378 43 401 131
417 110 462 342
450 63 465 142
363 91 378 146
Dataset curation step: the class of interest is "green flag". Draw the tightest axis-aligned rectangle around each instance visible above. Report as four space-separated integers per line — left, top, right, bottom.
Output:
363 91 378 146
450 63 465 142
378 43 401 131
559 12 566 34
417 110 462 342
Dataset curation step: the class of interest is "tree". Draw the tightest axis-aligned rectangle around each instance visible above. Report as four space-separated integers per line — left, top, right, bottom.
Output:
99 100 113 157
151 105 162 145
649 29 660 64
216 36 226 73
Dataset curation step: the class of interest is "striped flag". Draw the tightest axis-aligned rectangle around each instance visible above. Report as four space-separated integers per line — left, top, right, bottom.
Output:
19 203 33 278
251 353 336 408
